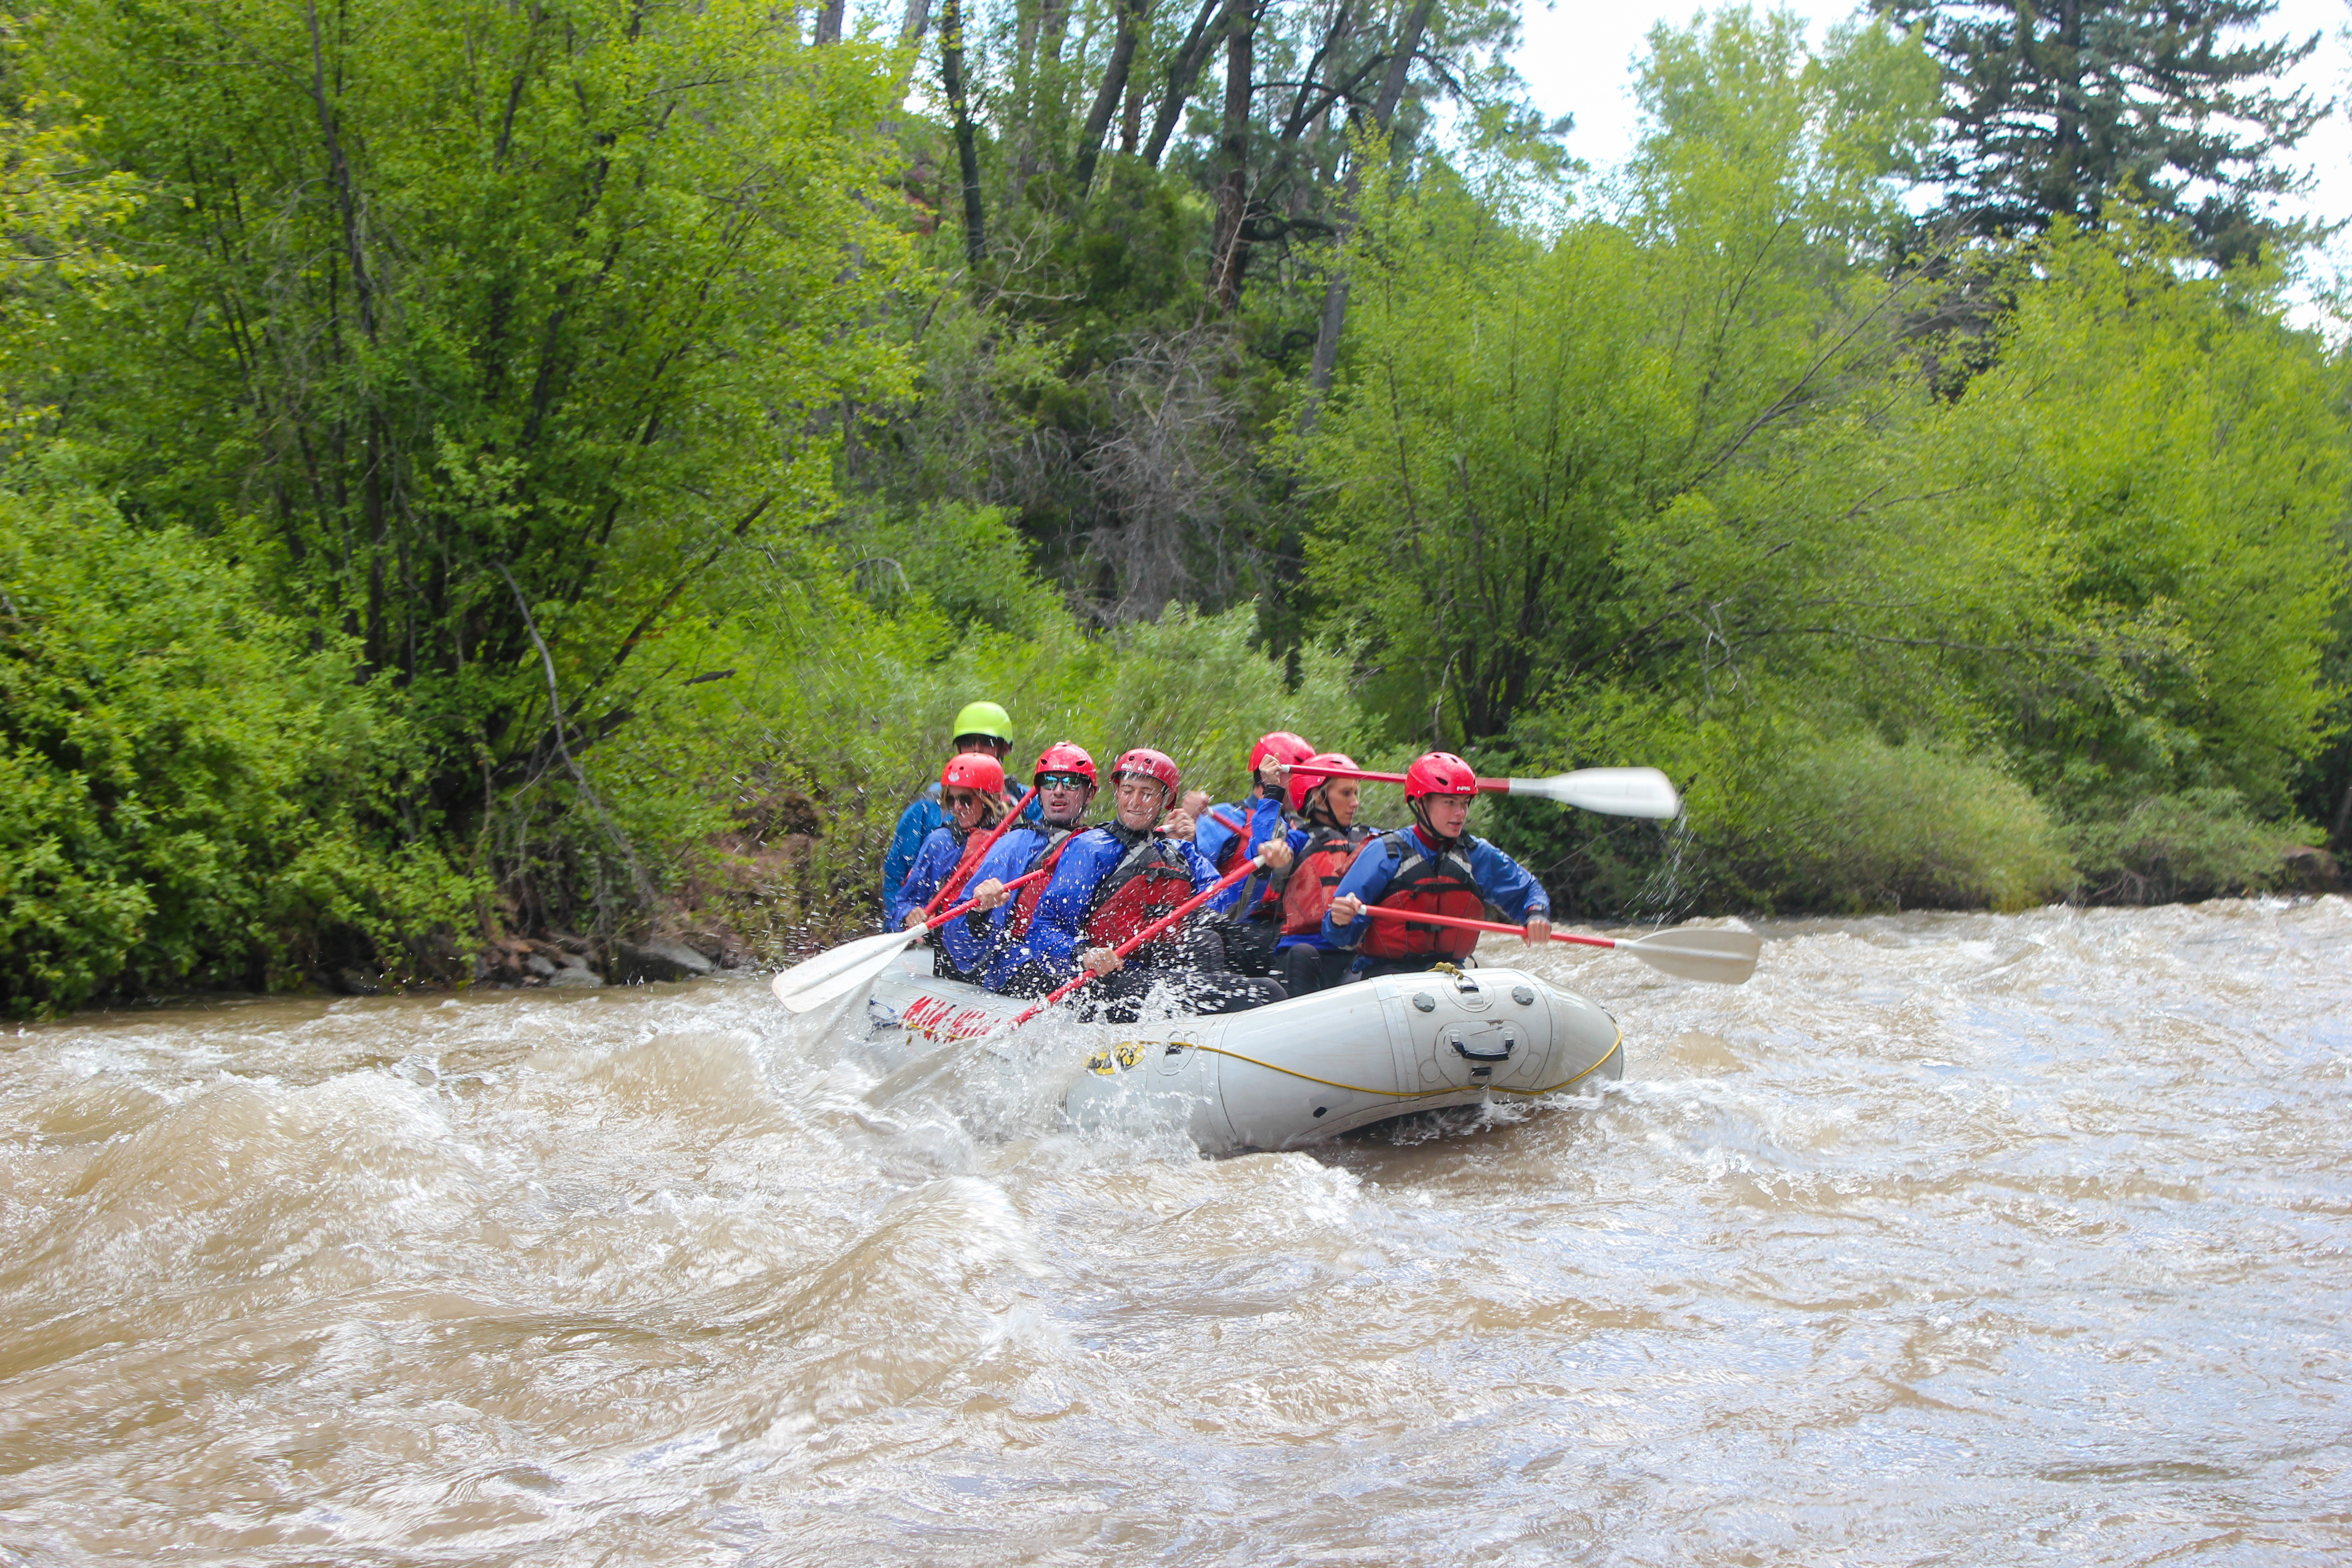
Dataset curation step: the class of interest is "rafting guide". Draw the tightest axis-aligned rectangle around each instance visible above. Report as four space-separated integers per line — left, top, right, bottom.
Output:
1324 750 1552 982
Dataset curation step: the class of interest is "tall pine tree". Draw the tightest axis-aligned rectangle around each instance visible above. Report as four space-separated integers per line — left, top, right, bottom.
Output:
1881 0 2325 263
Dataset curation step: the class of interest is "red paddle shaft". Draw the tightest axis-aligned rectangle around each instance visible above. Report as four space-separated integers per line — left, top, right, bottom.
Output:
922 784 1039 920
1349 903 1628 949
1308 766 1512 794
1010 853 1266 1026
925 864 1051 928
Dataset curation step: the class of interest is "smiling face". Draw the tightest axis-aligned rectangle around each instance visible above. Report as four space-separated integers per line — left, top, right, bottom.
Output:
943 788 992 830
1112 775 1170 831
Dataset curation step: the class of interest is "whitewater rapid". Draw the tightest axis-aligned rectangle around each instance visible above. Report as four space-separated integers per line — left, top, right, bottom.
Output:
2 898 2346 1564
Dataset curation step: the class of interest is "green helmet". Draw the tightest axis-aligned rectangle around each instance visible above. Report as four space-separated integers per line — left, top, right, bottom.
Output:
951 700 1013 745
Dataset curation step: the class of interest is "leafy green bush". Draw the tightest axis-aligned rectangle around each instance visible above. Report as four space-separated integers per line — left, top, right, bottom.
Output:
1479 698 2069 916
0 482 477 1014
1726 736 2073 912
2067 789 2308 904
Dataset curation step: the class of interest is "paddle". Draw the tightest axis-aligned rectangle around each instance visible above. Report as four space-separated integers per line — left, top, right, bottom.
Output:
771 865 1054 1014
1348 905 1760 985
921 784 1039 921
1008 853 1269 1027
1310 765 1681 819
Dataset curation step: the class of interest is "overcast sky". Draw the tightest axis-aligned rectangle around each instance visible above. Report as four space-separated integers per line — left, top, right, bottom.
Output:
1512 0 2352 273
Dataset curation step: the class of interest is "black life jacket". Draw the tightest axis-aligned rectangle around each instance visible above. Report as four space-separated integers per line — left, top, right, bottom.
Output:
1359 828 1485 960
1082 827 1200 953
1005 825 1082 938
1280 821 1377 936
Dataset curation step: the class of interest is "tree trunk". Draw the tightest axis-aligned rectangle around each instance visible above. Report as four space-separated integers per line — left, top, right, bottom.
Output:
1072 0 1149 206
940 0 987 264
2052 0 2083 223
893 0 933 93
1305 0 1432 402
813 0 844 44
1206 0 1255 309
1142 0 1222 167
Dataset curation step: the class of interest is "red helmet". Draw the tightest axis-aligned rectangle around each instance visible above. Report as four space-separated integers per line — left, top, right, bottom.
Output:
1247 730 1316 774
1287 752 1359 814
1032 740 1098 787
1111 747 1181 796
1403 751 1479 800
941 753 1006 794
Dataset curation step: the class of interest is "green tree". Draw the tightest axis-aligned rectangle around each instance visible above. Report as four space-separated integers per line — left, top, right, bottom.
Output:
27 0 914 879
1297 10 1945 744
1880 0 2325 264
1297 10 2345 912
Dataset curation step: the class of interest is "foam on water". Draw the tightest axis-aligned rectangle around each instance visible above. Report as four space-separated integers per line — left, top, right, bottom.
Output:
2 899 2348 1564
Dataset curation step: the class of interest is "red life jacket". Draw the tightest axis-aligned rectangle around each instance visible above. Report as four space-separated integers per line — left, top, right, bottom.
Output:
1280 822 1376 936
1082 833 1200 952
1005 827 1081 938
1358 829 1486 960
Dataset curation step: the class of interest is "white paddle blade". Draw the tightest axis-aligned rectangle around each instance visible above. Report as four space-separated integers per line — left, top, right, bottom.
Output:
1512 767 1682 819
769 927 920 1009
1622 927 1761 985
776 950 905 1014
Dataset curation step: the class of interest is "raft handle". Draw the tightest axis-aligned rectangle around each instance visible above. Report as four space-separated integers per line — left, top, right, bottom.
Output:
1447 1025 1518 1062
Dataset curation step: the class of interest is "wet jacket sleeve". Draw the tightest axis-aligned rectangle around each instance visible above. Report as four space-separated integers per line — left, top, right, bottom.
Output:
889 828 961 930
882 796 942 915
1012 830 1120 982
941 827 1044 975
1180 839 1222 896
1321 835 1402 950
1468 837 1550 924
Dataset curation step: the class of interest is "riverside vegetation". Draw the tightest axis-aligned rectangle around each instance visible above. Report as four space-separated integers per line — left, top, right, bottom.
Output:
0 0 2344 1013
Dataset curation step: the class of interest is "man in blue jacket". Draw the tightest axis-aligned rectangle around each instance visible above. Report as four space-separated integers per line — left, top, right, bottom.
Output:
1324 751 1552 980
980 747 1290 1019
881 700 1015 918
938 742 1100 982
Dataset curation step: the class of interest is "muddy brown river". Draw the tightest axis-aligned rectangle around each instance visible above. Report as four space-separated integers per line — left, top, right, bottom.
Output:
2 898 2346 1565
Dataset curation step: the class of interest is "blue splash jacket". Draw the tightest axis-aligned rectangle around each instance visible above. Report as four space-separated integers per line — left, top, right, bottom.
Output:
936 820 1069 979
1194 794 1291 916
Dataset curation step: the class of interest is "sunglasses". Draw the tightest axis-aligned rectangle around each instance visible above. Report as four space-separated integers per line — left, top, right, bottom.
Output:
943 790 987 809
1038 773 1090 791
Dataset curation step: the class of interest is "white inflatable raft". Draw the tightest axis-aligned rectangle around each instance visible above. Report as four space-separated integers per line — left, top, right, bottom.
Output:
853 949 1623 1154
